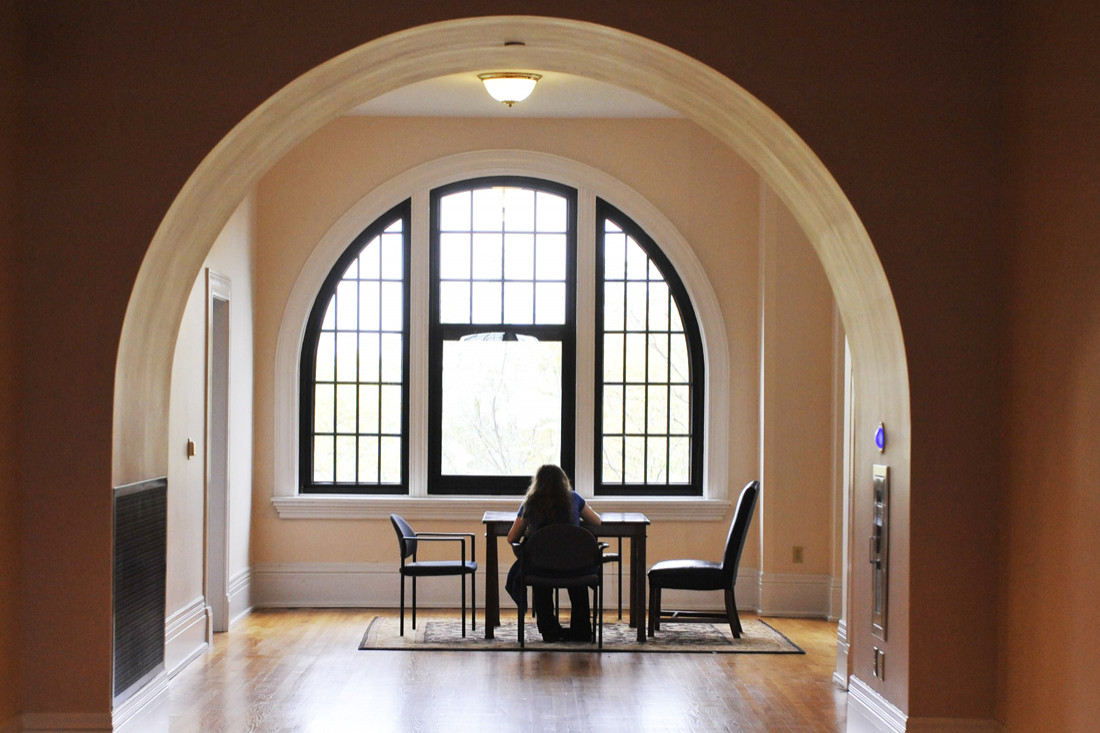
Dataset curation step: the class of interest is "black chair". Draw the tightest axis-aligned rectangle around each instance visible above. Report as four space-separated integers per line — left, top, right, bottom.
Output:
516 524 604 649
390 514 477 637
647 481 759 638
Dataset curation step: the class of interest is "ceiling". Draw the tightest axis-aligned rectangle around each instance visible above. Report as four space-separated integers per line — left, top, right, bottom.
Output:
351 71 681 119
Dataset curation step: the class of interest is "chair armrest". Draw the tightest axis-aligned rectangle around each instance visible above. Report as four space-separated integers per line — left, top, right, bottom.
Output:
410 533 476 564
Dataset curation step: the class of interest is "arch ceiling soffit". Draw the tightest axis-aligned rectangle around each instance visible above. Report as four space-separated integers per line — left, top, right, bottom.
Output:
114 15 908 484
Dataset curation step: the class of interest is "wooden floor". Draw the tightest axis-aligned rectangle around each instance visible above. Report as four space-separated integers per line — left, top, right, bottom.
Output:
169 609 847 732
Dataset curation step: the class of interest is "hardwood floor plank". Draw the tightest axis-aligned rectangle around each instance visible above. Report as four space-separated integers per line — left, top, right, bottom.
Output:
168 609 846 732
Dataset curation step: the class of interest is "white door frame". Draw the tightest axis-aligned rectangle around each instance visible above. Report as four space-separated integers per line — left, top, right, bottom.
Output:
205 270 232 635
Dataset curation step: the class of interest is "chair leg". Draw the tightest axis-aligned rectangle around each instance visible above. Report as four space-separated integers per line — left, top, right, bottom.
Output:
461 573 467 638
617 537 623 620
472 569 477 630
648 584 660 637
399 574 406 636
411 577 417 630
724 586 742 638
518 592 525 649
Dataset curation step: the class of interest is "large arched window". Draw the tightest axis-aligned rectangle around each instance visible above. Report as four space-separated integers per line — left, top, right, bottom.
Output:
298 179 703 497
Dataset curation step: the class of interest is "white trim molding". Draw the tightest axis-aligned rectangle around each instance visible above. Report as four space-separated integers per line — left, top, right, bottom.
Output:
227 567 253 629
848 676 907 733
272 149 730 516
164 597 208 679
757 571 834 618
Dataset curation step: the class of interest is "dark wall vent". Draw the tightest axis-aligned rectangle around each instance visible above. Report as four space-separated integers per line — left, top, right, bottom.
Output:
113 477 167 702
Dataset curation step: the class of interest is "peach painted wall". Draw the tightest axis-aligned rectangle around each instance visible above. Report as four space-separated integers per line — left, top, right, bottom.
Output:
167 196 256 624
1001 3 1100 731
251 116 804 571
11 1 1012 723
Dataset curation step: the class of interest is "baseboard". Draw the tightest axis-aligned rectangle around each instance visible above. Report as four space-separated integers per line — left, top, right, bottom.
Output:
20 712 113 732
227 568 253 628
252 562 831 617
757 571 833 617
165 596 209 678
847 676 906 733
833 617 850 689
112 671 169 733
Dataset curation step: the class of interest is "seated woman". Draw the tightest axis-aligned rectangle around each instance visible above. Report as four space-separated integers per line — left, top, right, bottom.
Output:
505 465 601 642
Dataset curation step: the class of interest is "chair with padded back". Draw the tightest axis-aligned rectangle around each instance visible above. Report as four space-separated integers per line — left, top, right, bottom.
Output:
390 513 477 637
516 523 604 649
647 481 759 638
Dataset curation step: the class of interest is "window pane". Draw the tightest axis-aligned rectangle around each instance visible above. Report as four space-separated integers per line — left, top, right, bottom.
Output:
646 437 668 483
381 230 403 280
626 238 648 280
604 230 627 280
439 281 470 324
315 332 335 381
314 385 334 433
504 233 534 280
648 281 670 331
335 332 357 382
335 384 356 432
648 334 670 382
440 191 471 231
335 436 356 482
669 437 690 483
624 333 647 382
359 238 380 279
669 334 690 382
381 282 403 331
603 333 624 382
358 281 380 331
535 282 566 325
441 339 561 476
536 233 567 281
335 280 357 330
536 191 567 232
472 233 503 279
358 384 379 432
380 333 402 382
313 436 334 482
503 281 534 323
440 232 471 279
358 333 380 382
472 188 503 231
626 282 648 330
624 385 646 433
471 281 503 324
647 385 668 434
358 437 378 483
670 385 691 434
624 437 645 483
603 385 623 434
503 188 535 231
380 436 402 483
602 436 623 483
604 282 625 331
381 384 402 434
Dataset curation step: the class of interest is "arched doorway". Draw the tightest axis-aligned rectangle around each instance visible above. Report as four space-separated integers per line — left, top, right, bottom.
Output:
113 15 910 723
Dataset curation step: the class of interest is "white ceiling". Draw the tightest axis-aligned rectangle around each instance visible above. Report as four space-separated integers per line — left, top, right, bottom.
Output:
350 71 681 119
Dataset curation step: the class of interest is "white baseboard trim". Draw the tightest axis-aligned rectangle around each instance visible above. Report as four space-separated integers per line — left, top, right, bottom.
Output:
227 568 253 628
165 596 209 679
252 562 831 617
757 571 833 617
21 712 113 731
833 617 850 689
847 676 906 733
112 671 170 733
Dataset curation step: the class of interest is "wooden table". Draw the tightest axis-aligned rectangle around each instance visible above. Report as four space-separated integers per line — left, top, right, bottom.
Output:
481 510 651 642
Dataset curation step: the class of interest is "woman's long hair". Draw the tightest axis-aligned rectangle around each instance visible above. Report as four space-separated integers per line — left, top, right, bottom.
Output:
522 465 574 528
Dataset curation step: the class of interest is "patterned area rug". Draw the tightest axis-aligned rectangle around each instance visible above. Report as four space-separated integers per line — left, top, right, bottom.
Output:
359 616 803 654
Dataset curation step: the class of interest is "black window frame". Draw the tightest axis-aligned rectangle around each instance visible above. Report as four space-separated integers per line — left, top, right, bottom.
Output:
298 200 412 495
595 199 705 497
427 177 578 495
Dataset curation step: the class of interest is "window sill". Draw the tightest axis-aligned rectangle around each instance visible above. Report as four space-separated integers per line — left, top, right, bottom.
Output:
271 494 731 521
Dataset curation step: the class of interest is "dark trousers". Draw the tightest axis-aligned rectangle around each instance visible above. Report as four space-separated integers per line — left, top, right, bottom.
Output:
506 561 593 639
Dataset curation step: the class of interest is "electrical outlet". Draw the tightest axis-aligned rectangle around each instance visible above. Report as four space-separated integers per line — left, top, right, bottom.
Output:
792 546 804 563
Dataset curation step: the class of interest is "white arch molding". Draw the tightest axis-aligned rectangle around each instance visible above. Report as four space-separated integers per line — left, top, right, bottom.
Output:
270 150 731 519
113 14 911 720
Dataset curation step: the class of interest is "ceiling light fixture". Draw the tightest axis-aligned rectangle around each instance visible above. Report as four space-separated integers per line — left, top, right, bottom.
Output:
478 72 542 107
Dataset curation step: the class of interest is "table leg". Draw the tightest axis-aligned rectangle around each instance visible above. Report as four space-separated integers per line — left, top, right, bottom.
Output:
484 531 499 639
634 532 647 642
